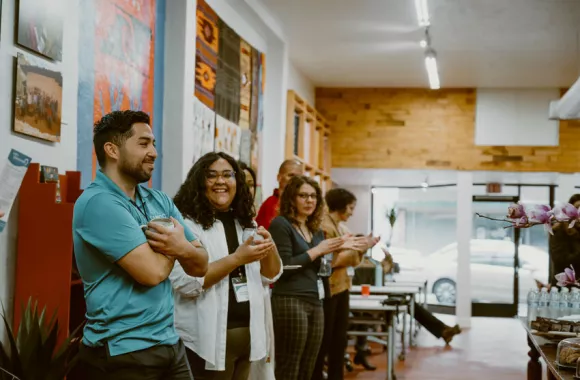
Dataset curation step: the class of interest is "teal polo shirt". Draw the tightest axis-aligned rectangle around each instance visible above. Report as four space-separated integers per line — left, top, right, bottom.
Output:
72 170 197 356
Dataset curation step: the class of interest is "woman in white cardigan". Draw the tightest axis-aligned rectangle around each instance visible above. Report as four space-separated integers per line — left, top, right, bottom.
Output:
171 152 283 380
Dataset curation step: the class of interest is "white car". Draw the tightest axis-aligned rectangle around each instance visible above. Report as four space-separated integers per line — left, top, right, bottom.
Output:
424 239 549 304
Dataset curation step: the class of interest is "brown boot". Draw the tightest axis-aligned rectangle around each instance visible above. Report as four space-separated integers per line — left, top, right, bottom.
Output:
441 324 462 345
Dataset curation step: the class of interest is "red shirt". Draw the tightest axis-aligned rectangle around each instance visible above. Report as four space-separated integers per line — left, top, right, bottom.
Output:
256 189 280 230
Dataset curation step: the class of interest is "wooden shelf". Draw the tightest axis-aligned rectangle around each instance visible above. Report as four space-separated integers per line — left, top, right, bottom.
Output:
286 90 333 192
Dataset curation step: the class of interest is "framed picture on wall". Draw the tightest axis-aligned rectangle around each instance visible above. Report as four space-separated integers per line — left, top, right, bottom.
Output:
13 53 63 142
16 0 64 61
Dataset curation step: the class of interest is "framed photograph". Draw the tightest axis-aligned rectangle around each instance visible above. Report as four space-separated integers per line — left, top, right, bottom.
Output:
13 52 63 142
16 0 64 61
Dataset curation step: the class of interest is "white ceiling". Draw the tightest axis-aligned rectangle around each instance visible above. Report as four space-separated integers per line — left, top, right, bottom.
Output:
259 0 580 88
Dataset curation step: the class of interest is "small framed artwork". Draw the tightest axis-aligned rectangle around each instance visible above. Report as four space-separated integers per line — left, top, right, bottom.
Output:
16 0 64 61
13 52 63 142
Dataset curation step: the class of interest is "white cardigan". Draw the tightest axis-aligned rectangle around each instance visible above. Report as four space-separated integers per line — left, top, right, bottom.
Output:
169 218 282 371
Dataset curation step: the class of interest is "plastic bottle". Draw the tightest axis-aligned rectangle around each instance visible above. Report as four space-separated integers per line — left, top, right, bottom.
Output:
560 287 571 318
570 288 580 316
527 288 539 325
538 287 549 318
549 287 561 319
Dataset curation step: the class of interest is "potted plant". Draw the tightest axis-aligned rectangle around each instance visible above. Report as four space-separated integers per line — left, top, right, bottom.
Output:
0 298 83 380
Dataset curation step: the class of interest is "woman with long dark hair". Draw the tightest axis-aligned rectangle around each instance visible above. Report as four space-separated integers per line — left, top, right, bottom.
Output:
170 152 282 380
268 175 348 380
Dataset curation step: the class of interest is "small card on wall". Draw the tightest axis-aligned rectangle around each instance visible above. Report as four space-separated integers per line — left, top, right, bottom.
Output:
0 149 32 232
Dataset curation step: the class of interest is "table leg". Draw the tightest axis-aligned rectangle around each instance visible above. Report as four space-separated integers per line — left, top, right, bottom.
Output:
399 310 406 361
387 311 396 380
410 298 416 346
526 335 541 380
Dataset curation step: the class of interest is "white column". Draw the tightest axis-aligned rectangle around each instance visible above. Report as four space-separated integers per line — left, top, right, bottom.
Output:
260 41 289 197
161 0 196 196
456 171 473 327
556 173 580 205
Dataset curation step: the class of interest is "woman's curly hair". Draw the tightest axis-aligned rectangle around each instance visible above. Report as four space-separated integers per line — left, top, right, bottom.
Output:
279 175 324 232
174 152 255 230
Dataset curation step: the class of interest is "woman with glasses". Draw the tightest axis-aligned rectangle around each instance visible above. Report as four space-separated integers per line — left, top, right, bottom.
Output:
268 175 348 380
170 152 282 380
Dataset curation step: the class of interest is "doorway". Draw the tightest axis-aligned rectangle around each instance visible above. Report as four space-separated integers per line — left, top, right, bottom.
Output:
471 196 521 317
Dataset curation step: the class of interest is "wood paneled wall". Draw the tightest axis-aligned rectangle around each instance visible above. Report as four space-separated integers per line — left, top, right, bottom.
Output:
315 88 580 172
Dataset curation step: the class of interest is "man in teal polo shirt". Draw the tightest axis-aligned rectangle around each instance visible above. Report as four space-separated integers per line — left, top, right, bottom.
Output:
73 110 208 380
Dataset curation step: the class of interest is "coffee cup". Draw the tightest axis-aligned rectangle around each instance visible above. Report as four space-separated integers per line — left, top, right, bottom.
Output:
142 217 175 232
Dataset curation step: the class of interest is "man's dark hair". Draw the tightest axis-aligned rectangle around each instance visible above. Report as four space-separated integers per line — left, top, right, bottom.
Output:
238 161 257 196
174 152 255 230
93 110 151 167
325 188 357 213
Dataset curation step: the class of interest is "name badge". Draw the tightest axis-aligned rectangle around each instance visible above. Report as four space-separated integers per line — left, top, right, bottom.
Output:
346 266 355 277
317 279 325 300
232 276 249 303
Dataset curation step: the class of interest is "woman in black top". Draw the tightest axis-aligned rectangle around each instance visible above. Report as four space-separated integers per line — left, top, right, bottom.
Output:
268 175 345 380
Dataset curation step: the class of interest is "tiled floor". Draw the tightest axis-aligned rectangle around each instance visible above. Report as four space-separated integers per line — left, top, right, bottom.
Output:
344 314 530 379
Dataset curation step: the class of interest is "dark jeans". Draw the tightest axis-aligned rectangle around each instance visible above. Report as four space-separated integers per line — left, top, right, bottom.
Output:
78 340 193 380
414 303 447 338
312 290 350 380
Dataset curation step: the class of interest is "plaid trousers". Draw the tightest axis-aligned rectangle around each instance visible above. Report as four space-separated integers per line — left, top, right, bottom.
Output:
271 296 324 380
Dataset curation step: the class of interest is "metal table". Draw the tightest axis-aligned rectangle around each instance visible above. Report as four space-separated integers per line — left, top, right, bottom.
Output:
349 298 408 380
350 285 422 348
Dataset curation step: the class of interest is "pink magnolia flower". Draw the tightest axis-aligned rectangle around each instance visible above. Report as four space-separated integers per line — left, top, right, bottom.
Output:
507 202 526 219
553 203 580 228
555 265 578 287
527 205 554 234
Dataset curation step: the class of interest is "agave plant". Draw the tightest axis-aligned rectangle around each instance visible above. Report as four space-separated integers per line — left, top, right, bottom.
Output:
0 298 83 380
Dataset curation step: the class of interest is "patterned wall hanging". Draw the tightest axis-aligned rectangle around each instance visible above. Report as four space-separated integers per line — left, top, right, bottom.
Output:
194 0 219 109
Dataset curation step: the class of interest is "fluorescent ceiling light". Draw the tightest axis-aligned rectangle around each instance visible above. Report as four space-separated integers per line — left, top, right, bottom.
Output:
425 51 440 90
415 0 430 26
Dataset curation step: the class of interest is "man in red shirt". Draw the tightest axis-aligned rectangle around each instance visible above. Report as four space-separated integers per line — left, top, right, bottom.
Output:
256 159 304 229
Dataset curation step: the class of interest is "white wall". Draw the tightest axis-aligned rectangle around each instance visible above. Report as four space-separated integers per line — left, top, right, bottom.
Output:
475 88 560 146
343 185 372 234
0 0 79 339
288 61 315 106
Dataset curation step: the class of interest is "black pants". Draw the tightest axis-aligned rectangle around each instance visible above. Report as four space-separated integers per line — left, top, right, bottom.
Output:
414 303 447 338
185 327 251 380
271 295 324 380
312 290 349 380
78 340 193 380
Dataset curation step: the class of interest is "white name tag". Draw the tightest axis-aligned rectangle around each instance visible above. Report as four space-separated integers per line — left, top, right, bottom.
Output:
346 266 355 277
232 277 249 303
317 279 325 300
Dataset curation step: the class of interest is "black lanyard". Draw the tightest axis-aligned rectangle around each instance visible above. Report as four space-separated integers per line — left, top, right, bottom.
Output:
131 187 150 222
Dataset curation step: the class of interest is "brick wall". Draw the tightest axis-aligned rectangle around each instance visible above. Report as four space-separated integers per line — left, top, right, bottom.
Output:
315 88 580 172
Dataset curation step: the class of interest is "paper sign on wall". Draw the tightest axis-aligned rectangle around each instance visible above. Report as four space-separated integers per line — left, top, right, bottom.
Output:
0 149 32 232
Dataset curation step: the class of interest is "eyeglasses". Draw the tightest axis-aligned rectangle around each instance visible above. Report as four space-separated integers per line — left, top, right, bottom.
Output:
206 170 236 182
297 193 317 200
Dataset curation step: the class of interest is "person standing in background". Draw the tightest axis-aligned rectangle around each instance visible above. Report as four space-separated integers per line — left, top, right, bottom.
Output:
312 188 379 379
255 159 304 230
73 110 208 380
268 175 347 380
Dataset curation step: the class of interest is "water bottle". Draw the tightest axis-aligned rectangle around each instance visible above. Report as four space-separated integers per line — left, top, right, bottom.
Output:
549 287 561 318
538 287 549 318
560 287 571 318
526 288 539 325
570 288 580 316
